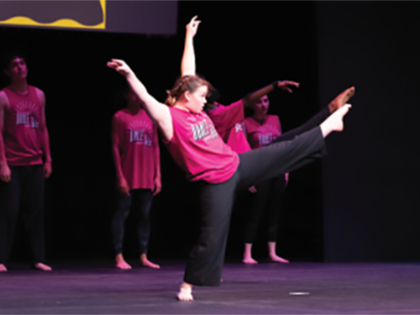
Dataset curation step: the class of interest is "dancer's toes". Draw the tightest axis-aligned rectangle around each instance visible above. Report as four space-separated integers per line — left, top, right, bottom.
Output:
115 260 132 270
176 283 193 301
34 262 52 271
269 255 289 264
242 257 258 265
328 87 355 113
141 259 160 269
0 264 7 272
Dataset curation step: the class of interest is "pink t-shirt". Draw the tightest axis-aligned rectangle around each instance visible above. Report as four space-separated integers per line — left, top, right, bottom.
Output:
165 107 239 184
244 115 282 149
207 100 251 154
113 108 160 190
2 86 43 166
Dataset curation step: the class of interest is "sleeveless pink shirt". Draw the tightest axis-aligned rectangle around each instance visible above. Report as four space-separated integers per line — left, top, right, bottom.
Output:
114 108 159 190
165 107 239 184
2 86 43 166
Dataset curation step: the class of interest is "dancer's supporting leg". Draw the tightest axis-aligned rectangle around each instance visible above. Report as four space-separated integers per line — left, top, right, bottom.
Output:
178 174 238 301
132 189 160 269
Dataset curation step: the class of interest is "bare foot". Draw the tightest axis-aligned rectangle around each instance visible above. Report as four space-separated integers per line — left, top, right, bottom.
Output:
269 254 289 264
242 257 258 265
177 283 193 301
140 254 160 269
34 262 52 271
115 260 132 270
115 253 132 270
0 264 7 272
328 87 355 113
321 104 351 137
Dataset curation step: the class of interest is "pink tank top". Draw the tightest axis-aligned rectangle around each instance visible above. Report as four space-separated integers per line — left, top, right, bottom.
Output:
165 107 239 184
2 86 43 166
114 108 159 190
207 100 251 154
244 115 282 149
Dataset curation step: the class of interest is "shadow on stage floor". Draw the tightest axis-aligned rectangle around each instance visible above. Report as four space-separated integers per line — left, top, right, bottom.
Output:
1 260 420 314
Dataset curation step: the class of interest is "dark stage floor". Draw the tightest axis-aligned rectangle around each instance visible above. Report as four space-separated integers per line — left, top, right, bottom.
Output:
1 260 420 314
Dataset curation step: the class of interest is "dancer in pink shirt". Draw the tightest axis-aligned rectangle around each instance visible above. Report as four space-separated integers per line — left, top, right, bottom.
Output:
0 51 52 272
107 16 353 301
243 95 289 265
111 86 161 270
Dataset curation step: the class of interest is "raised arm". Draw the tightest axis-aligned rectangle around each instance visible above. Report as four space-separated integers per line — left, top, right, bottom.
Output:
0 92 11 183
181 16 201 77
242 80 300 108
36 88 52 178
107 59 173 142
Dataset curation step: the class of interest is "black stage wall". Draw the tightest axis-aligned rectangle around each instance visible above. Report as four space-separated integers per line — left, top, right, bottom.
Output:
317 2 420 262
1 1 418 265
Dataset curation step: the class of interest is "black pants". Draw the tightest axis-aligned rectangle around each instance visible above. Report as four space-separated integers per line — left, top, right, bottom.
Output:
244 175 286 244
184 126 325 286
111 189 153 255
0 165 46 264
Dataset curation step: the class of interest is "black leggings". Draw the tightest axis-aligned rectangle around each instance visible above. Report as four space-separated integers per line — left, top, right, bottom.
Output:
111 189 153 255
184 126 325 286
240 108 331 245
244 175 286 244
0 165 46 264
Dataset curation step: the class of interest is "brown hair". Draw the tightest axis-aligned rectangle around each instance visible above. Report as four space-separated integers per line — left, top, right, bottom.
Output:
165 75 212 106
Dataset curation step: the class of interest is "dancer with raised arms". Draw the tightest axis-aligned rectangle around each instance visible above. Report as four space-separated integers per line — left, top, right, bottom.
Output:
107 16 354 302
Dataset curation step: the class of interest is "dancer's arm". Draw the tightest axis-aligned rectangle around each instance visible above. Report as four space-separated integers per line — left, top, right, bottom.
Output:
111 115 130 195
0 92 11 182
242 80 300 108
181 16 201 77
36 88 52 178
107 59 173 142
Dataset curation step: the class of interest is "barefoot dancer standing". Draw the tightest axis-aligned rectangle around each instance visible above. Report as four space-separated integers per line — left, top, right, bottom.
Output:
111 86 161 270
107 17 354 302
181 17 354 267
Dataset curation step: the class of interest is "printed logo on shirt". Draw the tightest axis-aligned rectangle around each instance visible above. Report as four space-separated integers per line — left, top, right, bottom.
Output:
127 119 154 146
191 120 218 141
235 122 244 133
15 101 39 129
128 129 152 146
256 124 280 146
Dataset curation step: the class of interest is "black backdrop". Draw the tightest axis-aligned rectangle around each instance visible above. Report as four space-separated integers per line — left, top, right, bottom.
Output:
1 1 419 264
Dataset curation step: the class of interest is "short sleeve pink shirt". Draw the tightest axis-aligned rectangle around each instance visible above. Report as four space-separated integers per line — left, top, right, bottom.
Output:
207 100 251 154
244 115 282 149
165 107 239 184
114 108 159 190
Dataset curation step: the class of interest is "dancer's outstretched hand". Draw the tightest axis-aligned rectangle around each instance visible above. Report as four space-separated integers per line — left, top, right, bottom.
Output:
277 80 300 93
186 16 201 38
107 59 133 77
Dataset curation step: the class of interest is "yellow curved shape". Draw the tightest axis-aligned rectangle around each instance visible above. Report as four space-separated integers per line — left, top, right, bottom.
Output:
0 0 106 29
